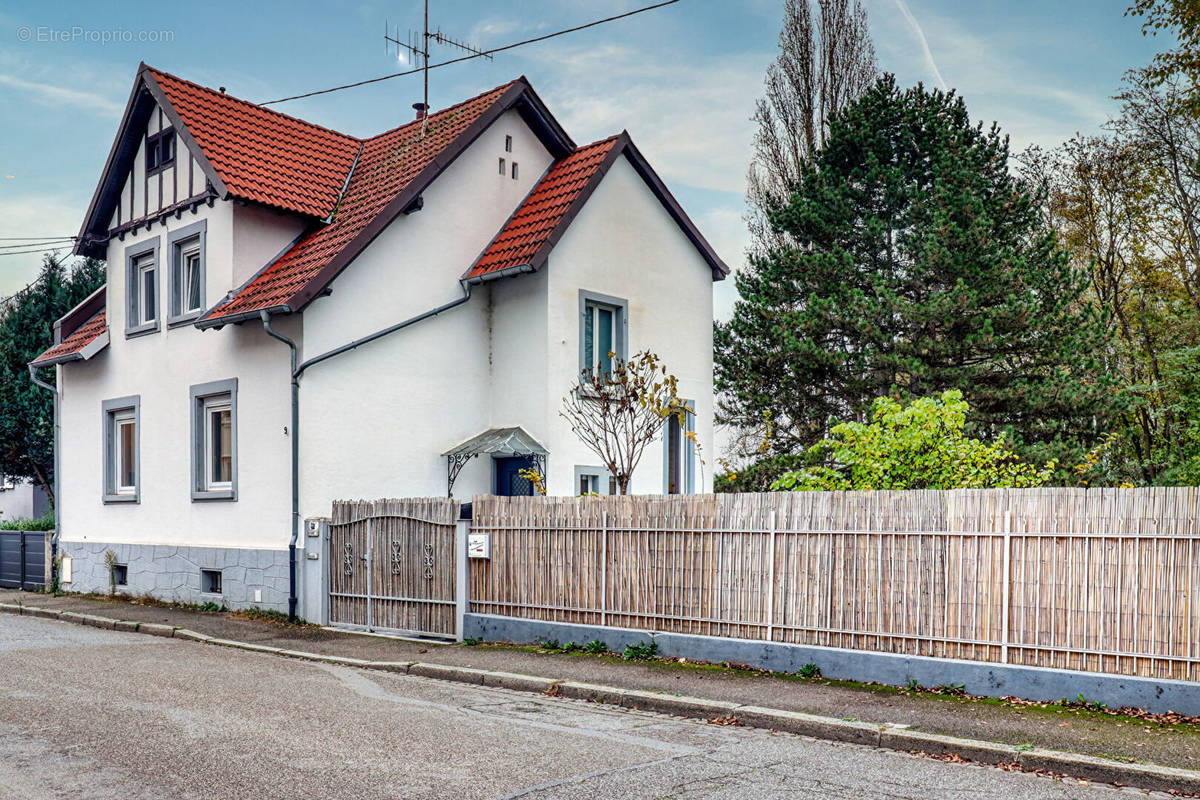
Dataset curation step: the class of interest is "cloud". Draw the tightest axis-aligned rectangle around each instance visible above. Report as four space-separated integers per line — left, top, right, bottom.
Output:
0 193 87 297
890 0 947 91
869 2 1115 150
524 42 770 196
0 73 123 117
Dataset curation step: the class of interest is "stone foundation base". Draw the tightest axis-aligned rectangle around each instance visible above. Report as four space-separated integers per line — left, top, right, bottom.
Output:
61 540 289 612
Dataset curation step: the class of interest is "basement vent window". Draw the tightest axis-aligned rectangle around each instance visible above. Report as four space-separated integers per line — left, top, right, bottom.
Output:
511 162 518 180
201 569 222 595
498 157 506 175
112 564 128 587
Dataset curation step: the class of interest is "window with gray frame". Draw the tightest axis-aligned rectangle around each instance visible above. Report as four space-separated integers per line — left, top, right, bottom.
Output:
124 238 160 337
574 465 615 496
190 379 237 501
102 395 140 503
579 290 628 376
167 220 206 324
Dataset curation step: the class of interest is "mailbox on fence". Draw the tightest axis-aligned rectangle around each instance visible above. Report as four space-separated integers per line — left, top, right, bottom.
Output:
468 533 490 559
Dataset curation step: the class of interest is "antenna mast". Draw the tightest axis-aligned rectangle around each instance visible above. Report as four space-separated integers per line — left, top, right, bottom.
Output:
385 0 492 132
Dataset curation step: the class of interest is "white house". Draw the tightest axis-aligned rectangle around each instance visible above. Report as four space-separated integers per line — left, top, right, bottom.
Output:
32 64 727 616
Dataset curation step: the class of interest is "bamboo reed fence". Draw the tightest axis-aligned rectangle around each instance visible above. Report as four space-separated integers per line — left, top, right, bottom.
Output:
468 488 1200 681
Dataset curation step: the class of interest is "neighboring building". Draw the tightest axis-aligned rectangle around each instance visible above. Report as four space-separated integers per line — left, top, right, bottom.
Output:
32 64 727 614
0 477 50 523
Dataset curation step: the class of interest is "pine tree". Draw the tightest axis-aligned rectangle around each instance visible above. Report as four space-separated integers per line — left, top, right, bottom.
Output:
715 76 1116 475
0 254 105 503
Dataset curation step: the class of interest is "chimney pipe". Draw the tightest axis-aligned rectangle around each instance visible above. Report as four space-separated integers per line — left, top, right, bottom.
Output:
412 102 428 121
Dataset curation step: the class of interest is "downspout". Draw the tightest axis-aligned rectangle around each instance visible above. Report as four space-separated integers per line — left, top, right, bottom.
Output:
259 283 472 622
27 364 60 589
259 312 300 622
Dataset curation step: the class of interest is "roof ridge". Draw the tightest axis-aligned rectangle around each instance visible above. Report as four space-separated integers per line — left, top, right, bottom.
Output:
142 63 362 144
364 77 524 142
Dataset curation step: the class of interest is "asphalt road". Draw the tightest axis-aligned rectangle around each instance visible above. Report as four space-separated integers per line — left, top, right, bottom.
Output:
0 614 1171 800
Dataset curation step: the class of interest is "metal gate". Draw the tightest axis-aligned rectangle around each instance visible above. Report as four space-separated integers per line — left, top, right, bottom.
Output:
0 530 46 591
328 498 459 638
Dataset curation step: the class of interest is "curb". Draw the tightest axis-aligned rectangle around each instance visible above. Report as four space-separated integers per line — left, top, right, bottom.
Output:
5 600 1199 796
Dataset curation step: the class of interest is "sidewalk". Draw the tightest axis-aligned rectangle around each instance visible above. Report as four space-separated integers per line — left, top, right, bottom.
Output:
5 589 1198 781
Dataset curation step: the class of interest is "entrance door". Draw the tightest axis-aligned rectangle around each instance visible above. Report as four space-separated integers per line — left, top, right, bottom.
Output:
495 456 536 496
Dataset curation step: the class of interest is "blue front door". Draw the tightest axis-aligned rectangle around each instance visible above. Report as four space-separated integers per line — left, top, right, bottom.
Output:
495 457 536 496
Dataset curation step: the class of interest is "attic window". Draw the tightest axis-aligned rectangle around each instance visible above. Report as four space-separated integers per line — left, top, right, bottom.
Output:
511 162 518 180
146 128 176 174
498 157 506 175
505 135 513 153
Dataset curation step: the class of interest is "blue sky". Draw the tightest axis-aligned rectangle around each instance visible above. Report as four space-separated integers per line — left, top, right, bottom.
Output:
0 0 1169 314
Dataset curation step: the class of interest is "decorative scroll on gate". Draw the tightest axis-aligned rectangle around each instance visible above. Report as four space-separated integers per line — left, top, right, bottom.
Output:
328 497 460 637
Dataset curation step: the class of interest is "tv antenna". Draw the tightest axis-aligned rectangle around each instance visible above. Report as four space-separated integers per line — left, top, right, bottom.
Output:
386 0 492 130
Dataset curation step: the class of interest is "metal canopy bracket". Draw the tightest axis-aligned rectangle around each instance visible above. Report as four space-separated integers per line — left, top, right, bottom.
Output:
442 425 548 497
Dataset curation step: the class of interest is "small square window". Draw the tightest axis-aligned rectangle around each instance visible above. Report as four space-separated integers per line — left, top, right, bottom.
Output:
505 134 513 153
511 162 518 180
146 128 175 174
201 569 222 594
112 564 128 587
498 157 506 175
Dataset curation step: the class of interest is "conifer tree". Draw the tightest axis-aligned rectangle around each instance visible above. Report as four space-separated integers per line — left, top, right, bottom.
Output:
0 254 104 503
716 76 1115 476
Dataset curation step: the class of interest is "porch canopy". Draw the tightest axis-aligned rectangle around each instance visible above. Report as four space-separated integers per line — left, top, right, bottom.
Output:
441 426 547 497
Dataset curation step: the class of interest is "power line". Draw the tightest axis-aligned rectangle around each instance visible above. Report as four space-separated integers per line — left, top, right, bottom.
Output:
0 236 76 241
0 240 75 251
0 245 72 257
261 0 680 106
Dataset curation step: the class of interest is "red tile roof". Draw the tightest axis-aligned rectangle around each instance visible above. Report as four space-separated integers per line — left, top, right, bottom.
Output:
464 136 622 281
32 309 107 366
147 68 361 219
201 80 526 324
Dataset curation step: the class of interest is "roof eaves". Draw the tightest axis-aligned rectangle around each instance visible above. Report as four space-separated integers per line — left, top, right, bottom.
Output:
464 263 535 285
195 304 291 330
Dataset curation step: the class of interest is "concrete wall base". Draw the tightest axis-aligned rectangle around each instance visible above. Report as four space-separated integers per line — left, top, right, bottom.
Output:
464 613 1200 716
61 540 289 612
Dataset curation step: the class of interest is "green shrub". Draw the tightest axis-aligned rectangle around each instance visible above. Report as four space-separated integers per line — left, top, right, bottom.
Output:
583 639 609 654
797 663 821 679
0 510 54 531
621 641 659 661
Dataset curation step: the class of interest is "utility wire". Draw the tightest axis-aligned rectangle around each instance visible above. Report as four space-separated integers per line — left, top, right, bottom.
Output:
0 240 74 251
261 0 680 106
0 236 76 241
0 245 72 257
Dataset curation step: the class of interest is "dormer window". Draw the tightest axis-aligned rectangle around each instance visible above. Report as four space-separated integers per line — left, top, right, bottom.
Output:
146 128 175 174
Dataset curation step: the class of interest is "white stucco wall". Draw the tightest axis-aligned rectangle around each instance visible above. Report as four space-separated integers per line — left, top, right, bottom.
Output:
296 108 554 516
540 154 716 495
0 480 49 522
58 198 301 552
